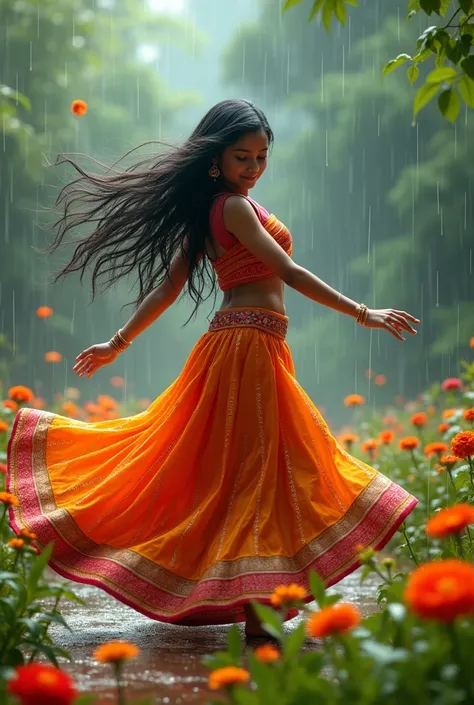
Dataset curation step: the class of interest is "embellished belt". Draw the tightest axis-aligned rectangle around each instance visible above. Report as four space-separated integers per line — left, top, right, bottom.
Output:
208 308 288 339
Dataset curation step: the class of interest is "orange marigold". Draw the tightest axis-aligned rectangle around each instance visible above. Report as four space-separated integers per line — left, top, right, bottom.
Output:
36 306 53 318
344 394 365 407
424 442 448 458
270 584 307 608
20 528 37 540
399 436 420 451
470 336 474 349
463 408 474 422
110 376 126 388
93 641 140 663
339 432 359 446
45 351 62 363
374 374 387 386
361 439 378 454
254 644 280 663
208 666 250 691
97 394 117 410
439 455 458 468
426 504 474 539
2 400 18 411
438 423 450 434
8 538 24 549
7 664 77 705
451 431 474 459
0 420 9 432
71 99 88 116
379 430 395 445
0 492 19 506
442 409 456 420
307 603 361 638
405 559 474 622
8 385 34 403
411 412 428 427
0 463 7 474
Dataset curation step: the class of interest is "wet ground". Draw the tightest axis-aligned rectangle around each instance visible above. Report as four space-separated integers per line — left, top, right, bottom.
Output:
48 570 379 704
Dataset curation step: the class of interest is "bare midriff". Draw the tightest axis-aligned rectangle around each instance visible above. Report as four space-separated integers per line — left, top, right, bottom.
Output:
218 277 286 316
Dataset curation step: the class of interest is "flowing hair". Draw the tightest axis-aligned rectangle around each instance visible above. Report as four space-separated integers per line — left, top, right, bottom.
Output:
44 99 274 320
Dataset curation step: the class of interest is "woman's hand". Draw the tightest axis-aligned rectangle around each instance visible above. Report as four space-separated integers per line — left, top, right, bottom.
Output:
73 342 119 378
364 309 420 341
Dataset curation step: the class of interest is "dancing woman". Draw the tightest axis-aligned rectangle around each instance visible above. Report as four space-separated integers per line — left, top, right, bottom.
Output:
7 99 419 637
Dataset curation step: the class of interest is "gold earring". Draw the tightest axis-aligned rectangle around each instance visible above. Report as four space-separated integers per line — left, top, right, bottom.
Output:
208 164 220 180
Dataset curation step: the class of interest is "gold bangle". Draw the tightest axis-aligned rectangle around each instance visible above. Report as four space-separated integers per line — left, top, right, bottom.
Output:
356 304 368 325
109 330 131 353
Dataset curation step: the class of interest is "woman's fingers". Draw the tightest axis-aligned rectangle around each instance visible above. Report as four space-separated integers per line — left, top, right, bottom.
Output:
385 320 405 341
391 312 417 335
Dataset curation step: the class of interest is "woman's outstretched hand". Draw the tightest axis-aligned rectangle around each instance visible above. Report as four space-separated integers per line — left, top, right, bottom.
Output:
73 342 119 378
364 309 420 341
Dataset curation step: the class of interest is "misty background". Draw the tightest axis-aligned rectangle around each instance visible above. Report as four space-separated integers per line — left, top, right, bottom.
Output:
1 0 473 427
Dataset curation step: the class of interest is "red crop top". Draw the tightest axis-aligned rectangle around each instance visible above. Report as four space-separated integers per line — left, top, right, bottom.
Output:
209 193 293 291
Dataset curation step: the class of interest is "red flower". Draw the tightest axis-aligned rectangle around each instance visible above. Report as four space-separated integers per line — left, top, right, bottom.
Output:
411 412 428 427
36 306 53 318
71 99 88 116
442 378 462 392
374 374 387 386
7 664 77 705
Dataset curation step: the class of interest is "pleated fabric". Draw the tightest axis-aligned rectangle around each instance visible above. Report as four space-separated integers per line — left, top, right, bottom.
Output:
7 307 417 625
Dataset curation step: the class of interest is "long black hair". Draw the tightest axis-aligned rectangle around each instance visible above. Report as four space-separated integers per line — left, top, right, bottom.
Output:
45 98 274 320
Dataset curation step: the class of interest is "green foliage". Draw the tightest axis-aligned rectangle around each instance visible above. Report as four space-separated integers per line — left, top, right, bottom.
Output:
283 0 474 121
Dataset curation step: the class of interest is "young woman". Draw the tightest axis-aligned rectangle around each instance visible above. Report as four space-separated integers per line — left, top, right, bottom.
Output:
7 99 419 637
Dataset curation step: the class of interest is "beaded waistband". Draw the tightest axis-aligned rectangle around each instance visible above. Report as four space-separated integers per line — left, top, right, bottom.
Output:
208 308 288 339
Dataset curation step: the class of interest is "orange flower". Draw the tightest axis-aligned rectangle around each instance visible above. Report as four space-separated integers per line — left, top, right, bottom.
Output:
32 397 46 410
438 423 450 434
439 455 458 468
426 504 474 538
405 559 474 622
8 538 24 549
71 99 88 116
36 306 53 318
399 436 420 451
84 402 102 415
110 376 125 388
20 528 37 540
97 394 117 411
344 394 365 407
338 432 359 447
254 644 280 663
361 439 378 455
45 351 62 363
61 401 78 417
451 431 474 459
379 430 395 445
374 374 387 386
0 492 18 506
411 412 428 427
442 409 456 420
8 385 34 403
7 664 77 705
463 408 474 422
0 420 9 432
208 666 250 691
383 415 397 426
307 603 361 638
470 336 474 349
424 442 448 458
3 400 18 411
0 463 7 474
93 641 140 663
270 584 307 608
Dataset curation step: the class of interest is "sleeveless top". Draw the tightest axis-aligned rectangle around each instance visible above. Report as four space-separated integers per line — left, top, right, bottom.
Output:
209 193 293 291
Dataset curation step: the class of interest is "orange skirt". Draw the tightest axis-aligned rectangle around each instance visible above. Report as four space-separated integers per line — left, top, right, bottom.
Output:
7 307 417 625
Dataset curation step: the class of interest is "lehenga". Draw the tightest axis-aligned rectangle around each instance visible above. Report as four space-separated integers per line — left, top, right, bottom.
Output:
7 194 418 626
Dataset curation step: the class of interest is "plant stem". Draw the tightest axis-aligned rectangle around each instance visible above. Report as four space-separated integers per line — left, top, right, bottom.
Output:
455 534 465 559
114 662 125 705
447 468 456 492
402 526 419 566
442 7 461 29
447 622 472 698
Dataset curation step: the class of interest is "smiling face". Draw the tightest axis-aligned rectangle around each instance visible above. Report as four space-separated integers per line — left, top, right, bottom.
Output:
217 129 269 194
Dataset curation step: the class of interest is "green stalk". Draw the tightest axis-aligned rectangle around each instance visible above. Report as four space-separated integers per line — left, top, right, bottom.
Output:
402 525 419 566
114 661 126 705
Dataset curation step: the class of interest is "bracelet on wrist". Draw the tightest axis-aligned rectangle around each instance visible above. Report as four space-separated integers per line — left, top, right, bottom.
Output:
356 304 369 326
109 329 132 353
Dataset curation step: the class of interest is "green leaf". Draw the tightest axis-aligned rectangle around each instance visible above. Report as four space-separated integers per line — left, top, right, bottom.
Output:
72 697 96 705
459 0 474 13
27 543 53 601
383 54 411 75
309 570 326 607
324 593 343 606
426 66 458 83
309 0 325 20
408 64 420 84
283 0 303 10
459 75 474 106
387 603 407 622
322 2 333 31
413 47 432 62
227 624 241 662
414 81 440 116
408 0 421 11
461 55 474 80
284 622 307 660
438 88 461 121
420 0 442 14
250 602 283 640
334 0 347 24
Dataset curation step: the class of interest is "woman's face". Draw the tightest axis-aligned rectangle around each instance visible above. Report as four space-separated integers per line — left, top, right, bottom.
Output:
217 129 269 194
